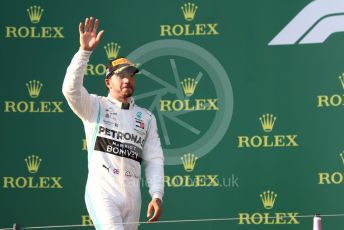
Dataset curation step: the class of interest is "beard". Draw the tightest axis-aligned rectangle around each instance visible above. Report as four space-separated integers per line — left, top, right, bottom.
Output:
121 86 134 98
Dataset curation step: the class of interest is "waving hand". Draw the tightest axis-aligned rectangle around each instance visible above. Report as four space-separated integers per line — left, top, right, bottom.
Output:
79 17 104 51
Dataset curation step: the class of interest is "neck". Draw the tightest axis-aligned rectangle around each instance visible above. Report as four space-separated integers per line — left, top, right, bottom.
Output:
118 96 130 103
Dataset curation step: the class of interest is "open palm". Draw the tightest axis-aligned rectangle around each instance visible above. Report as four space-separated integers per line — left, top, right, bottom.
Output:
79 17 104 51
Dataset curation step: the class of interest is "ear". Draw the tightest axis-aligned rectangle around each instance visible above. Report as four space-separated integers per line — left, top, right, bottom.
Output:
105 78 111 89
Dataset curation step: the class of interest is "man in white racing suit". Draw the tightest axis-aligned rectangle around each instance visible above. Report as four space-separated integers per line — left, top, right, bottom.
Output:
62 17 164 230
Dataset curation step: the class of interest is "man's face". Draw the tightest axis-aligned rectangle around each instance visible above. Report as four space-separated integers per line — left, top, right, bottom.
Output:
105 71 136 98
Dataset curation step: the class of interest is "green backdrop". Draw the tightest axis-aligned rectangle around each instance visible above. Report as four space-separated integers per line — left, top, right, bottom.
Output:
1 0 344 229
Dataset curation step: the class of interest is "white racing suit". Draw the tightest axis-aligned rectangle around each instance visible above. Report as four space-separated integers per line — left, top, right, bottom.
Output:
62 49 164 230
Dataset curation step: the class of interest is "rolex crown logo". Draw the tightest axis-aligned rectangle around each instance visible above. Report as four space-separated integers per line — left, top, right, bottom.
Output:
260 190 277 210
181 153 197 172
339 73 344 89
259 113 276 132
340 151 344 165
26 80 43 98
27 5 44 24
25 155 42 174
181 2 198 21
181 78 198 97
104 42 121 60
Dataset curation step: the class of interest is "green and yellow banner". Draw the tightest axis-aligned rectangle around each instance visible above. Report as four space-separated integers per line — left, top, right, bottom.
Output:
1 0 344 229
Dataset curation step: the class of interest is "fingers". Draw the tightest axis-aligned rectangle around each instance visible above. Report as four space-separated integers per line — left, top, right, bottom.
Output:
148 208 161 222
146 203 153 219
147 201 162 223
82 17 101 34
84 17 94 32
80 17 103 50
89 17 94 32
92 19 99 33
79 22 83 34
96 30 105 42
84 17 89 32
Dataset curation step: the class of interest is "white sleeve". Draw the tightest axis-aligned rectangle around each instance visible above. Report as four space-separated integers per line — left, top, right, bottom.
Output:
62 49 98 121
143 114 164 200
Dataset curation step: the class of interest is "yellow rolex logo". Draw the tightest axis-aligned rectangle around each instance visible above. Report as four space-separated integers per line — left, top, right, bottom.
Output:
181 153 197 172
27 5 44 24
339 73 344 89
160 1 220 37
3 154 64 189
181 78 198 96
260 190 277 210
104 42 121 60
238 191 299 225
259 113 276 132
26 80 43 98
25 155 42 174
181 3 198 21
165 153 222 188
6 5 65 39
340 151 344 165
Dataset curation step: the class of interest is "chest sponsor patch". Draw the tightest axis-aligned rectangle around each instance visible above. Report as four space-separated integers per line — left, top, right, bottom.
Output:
94 136 143 163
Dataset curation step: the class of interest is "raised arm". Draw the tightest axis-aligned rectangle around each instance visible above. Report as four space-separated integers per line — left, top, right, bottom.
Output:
62 17 104 121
